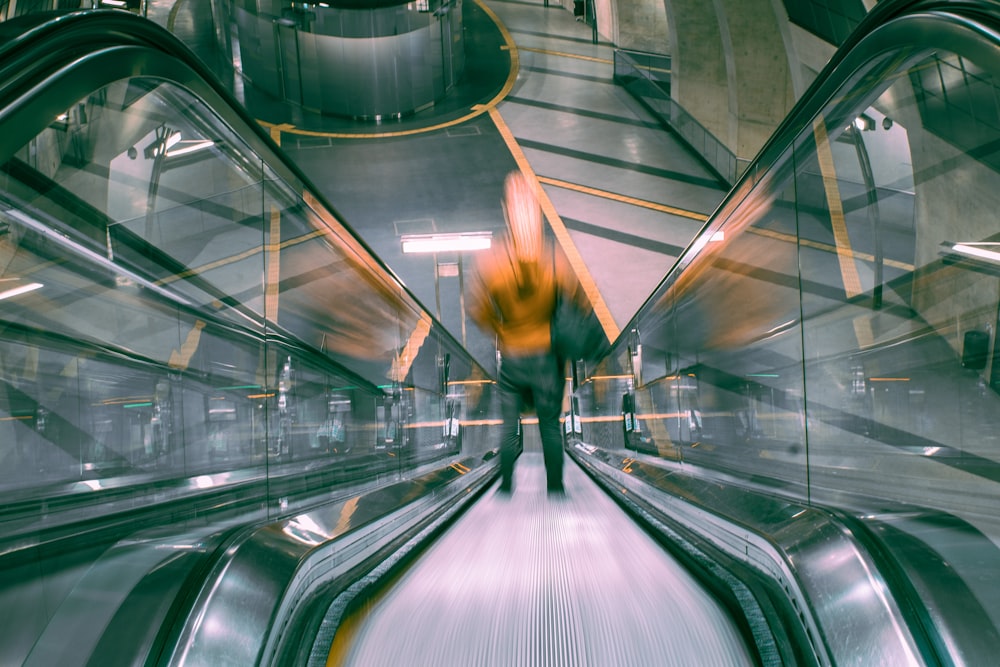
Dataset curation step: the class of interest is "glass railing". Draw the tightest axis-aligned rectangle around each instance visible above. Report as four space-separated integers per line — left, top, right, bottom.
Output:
584 0 1000 653
613 48 744 187
0 10 499 543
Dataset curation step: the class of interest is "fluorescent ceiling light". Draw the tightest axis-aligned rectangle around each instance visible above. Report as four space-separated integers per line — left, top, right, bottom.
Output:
689 229 725 255
401 232 492 254
951 242 1000 263
167 140 215 157
0 282 42 301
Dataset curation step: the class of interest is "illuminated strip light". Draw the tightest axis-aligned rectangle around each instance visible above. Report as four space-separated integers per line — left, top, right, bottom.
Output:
869 377 910 382
406 421 448 429
951 242 1000 264
401 232 492 254
166 140 216 157
688 229 725 255
461 419 504 426
579 415 629 423
0 282 42 301
99 395 153 406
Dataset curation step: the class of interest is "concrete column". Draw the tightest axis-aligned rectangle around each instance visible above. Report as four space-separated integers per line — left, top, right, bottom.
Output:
663 0 794 162
716 0 794 160
613 0 668 53
662 0 729 147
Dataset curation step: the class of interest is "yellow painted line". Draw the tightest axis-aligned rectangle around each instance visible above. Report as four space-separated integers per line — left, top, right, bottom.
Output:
269 124 291 145
155 230 324 286
748 226 913 271
265 205 281 323
813 118 864 298
168 320 206 370
166 0 185 32
488 107 620 341
853 316 875 349
267 0 517 142
392 312 433 382
518 46 612 65
537 175 709 221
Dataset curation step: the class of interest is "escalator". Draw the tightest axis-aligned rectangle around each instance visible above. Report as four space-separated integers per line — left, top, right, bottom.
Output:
0 9 502 666
3 1 1000 666
318 1 1000 665
321 450 757 666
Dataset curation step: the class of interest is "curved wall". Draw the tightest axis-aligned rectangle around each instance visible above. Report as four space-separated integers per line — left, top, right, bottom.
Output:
227 0 465 119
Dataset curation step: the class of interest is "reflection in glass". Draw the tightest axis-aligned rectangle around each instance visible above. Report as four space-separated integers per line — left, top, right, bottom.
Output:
0 74 498 518
587 34 1000 646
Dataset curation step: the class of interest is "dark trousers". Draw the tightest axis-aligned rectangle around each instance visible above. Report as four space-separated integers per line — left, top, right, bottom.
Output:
498 352 565 490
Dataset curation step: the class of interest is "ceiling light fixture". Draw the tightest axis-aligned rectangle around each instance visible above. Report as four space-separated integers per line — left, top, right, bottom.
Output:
0 282 43 301
401 232 492 254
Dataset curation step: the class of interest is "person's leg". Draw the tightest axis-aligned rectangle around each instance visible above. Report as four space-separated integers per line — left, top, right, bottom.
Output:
498 359 524 492
532 354 567 491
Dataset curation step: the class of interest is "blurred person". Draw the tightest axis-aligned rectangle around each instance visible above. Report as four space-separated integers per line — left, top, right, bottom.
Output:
469 170 587 494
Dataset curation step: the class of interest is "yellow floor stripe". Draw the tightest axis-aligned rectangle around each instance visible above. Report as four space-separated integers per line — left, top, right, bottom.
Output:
537 175 709 221
748 226 914 272
392 313 433 382
488 107 620 341
813 119 864 298
168 320 206 370
853 315 875 349
166 0 186 32
518 46 612 65
265 205 281 323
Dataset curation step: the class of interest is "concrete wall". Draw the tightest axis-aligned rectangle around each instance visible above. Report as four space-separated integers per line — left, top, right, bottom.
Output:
613 0 668 53
592 0 861 164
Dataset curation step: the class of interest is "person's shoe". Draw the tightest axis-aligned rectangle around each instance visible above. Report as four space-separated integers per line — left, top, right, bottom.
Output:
547 482 564 496
497 480 513 495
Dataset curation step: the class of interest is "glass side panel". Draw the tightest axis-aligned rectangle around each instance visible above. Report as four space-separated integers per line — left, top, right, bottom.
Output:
615 152 809 490
0 73 498 516
611 39 1000 523
798 50 1000 537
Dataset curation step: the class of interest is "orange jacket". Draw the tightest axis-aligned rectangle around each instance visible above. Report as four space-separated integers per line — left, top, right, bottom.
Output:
470 238 585 356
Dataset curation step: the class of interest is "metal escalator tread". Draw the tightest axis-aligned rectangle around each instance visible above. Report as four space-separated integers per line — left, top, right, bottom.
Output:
329 452 756 666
